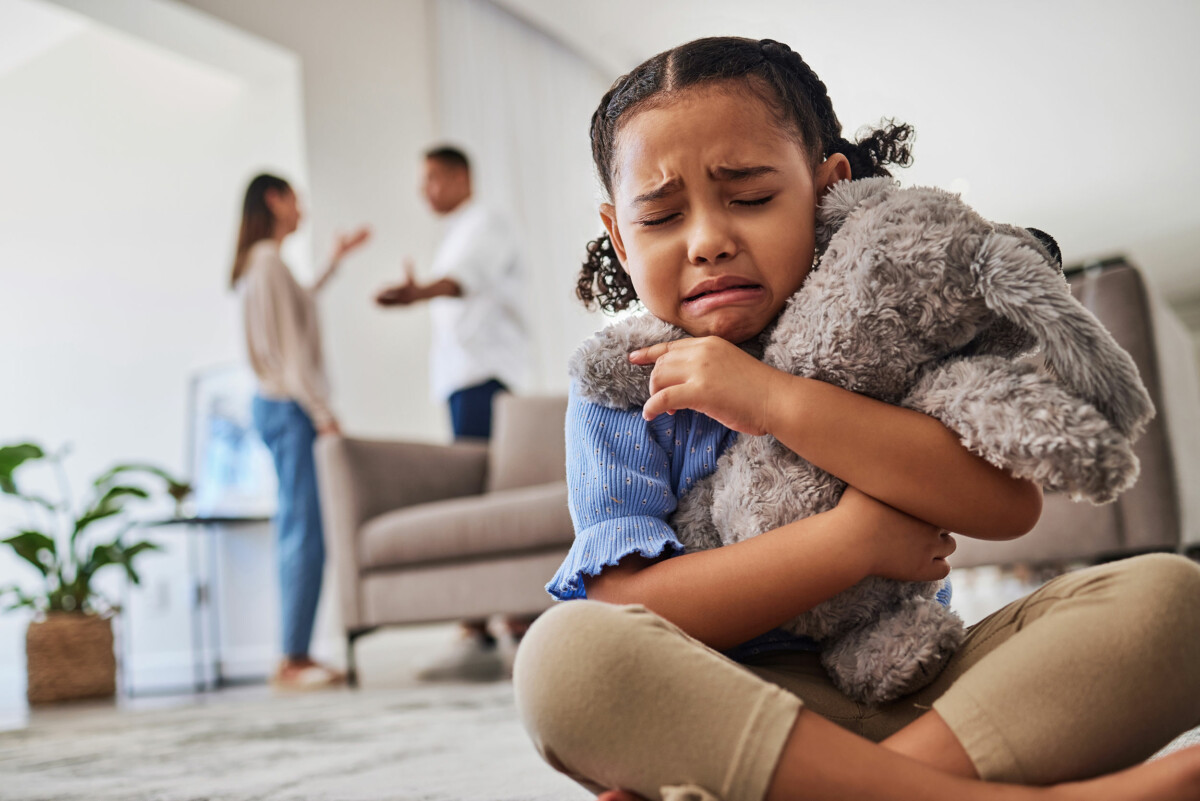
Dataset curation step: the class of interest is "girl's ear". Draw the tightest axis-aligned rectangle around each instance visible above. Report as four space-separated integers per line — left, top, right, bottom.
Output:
599 203 628 267
816 154 852 194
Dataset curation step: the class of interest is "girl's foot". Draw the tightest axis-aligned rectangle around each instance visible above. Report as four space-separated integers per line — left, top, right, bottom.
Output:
592 745 1200 801
1054 744 1200 801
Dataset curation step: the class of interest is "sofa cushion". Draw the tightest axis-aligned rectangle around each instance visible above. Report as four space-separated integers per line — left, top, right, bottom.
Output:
486 394 569 493
359 481 573 570
951 490 1122 569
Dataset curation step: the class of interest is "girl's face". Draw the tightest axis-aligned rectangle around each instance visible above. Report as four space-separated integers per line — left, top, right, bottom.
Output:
601 87 848 343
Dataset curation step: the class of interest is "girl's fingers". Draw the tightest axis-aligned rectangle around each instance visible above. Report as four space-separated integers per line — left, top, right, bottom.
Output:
647 359 689 397
629 338 694 365
642 388 679 421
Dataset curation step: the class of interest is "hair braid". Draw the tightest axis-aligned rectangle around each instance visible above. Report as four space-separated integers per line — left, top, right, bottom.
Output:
758 39 913 177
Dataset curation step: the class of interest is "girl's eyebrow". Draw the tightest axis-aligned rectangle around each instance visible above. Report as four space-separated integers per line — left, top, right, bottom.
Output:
633 177 683 206
631 166 778 206
710 165 779 181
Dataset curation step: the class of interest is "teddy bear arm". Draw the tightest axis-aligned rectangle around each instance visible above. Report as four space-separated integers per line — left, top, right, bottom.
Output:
904 356 1140 503
670 473 724 553
820 595 966 706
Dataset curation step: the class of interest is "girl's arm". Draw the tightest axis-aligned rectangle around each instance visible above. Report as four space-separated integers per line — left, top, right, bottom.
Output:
765 374 1042 540
631 338 1042 541
586 487 955 650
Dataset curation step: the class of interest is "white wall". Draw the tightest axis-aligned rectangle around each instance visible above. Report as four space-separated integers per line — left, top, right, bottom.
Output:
176 0 446 442
499 0 1200 306
0 0 308 707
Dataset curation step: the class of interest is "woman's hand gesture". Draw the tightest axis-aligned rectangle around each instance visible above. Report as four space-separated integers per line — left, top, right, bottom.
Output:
314 226 372 291
629 336 791 435
331 225 372 263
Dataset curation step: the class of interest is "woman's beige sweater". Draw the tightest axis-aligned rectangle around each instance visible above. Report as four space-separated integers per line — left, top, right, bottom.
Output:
238 240 333 427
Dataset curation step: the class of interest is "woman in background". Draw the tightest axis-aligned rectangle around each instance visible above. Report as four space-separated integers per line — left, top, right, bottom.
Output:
230 173 370 690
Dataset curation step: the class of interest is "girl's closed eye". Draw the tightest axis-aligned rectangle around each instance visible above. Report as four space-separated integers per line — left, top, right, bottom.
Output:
638 211 680 227
640 195 772 227
733 195 774 207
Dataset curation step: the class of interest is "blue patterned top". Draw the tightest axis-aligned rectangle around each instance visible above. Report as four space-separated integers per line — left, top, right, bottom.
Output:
548 384 952 662
548 386 823 660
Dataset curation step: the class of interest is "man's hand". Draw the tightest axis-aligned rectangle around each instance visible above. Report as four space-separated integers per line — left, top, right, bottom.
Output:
375 280 420 306
628 337 792 435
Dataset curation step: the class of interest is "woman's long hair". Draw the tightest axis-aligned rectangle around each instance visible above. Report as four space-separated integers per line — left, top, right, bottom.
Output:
230 173 290 288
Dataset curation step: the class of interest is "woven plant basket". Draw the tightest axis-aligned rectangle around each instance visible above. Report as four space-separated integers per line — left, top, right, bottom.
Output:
26 612 116 704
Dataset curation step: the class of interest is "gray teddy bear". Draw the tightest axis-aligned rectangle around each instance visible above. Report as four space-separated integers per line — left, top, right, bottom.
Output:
570 176 1154 706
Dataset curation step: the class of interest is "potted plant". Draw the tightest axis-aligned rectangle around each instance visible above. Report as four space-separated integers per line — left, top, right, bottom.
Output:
0 443 190 704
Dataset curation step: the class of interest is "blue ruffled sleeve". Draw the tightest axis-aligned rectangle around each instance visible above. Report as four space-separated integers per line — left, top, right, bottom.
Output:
546 388 686 600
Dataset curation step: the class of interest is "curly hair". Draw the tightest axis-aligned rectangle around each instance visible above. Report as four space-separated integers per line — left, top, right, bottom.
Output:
578 37 915 313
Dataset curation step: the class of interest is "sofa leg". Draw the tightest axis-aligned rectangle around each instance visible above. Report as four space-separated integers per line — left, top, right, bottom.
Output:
345 627 377 688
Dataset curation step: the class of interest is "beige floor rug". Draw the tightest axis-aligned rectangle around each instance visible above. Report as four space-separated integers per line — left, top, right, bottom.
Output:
0 683 590 801
2 679 1198 801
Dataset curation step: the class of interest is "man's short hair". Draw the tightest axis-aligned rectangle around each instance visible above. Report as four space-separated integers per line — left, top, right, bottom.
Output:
425 145 470 173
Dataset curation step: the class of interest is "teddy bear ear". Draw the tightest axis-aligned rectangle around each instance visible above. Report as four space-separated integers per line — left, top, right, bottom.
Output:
568 314 684 409
972 230 1154 440
814 177 894 255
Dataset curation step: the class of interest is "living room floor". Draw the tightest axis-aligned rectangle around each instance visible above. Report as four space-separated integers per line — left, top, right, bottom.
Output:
1 620 593 800
3 566 1199 801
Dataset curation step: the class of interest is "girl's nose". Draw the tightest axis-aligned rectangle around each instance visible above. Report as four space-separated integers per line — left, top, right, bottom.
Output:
687 210 737 265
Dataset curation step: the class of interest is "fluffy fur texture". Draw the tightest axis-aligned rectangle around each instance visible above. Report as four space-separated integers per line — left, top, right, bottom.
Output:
569 177 1153 705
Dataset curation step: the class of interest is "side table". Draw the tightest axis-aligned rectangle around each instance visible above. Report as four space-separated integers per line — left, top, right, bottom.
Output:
134 515 271 694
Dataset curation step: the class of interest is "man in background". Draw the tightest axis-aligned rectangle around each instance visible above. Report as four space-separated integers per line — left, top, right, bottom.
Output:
376 145 528 440
376 145 532 681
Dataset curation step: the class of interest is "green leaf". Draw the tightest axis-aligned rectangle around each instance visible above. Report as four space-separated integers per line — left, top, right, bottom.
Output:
96 463 190 497
0 443 45 494
2 531 57 576
12 492 57 511
116 540 160 585
0 584 39 611
121 540 160 558
77 542 117 586
73 484 149 539
72 507 121 537
3 595 41 612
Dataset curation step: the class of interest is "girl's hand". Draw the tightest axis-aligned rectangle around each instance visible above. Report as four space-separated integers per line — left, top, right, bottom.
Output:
836 486 955 582
629 337 791 435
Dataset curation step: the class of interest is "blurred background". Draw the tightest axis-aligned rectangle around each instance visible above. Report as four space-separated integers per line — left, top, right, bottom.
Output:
2 0 1198 723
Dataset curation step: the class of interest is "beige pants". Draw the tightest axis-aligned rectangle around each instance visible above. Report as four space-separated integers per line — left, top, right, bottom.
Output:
514 553 1200 801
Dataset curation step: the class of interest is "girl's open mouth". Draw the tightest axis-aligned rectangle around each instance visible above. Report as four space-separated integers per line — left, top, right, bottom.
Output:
681 284 764 313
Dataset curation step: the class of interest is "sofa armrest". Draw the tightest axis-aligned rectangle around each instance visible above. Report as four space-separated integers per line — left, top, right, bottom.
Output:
314 436 489 630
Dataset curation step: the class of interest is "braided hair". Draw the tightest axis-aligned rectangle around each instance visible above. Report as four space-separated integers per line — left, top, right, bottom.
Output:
578 37 914 313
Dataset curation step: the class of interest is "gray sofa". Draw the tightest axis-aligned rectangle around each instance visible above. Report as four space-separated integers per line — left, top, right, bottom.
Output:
953 258 1200 567
315 394 571 682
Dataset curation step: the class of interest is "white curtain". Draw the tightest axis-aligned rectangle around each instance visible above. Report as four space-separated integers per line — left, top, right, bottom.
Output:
433 0 613 393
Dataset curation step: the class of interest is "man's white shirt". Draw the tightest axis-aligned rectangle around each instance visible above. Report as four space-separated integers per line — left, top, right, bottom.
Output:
427 199 529 401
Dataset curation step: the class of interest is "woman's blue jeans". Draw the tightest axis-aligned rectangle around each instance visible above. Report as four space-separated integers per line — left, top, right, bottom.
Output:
252 396 325 659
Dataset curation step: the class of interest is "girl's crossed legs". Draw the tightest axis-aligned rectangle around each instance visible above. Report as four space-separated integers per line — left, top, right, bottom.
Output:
514 554 1200 800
